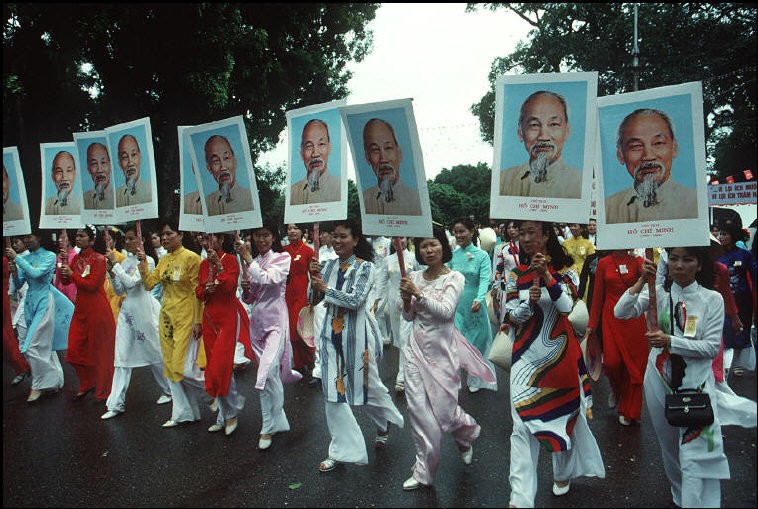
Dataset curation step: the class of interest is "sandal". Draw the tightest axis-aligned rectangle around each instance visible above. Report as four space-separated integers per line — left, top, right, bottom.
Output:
375 426 390 449
319 458 338 472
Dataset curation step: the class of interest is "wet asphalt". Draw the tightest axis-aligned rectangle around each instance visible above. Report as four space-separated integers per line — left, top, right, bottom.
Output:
3 344 757 508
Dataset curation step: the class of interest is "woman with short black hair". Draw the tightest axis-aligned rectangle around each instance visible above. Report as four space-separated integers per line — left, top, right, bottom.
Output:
399 225 495 490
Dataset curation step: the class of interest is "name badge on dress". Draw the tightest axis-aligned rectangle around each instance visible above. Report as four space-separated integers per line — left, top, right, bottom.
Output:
81 264 91 277
734 260 742 267
172 266 182 281
618 264 628 274
294 254 301 261
684 316 698 337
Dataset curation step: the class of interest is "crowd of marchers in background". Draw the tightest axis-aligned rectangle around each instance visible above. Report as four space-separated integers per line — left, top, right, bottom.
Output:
4 212 756 508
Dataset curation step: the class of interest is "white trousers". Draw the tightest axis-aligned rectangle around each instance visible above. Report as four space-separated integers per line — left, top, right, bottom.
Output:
391 317 411 387
168 375 206 423
214 375 245 425
23 300 63 392
259 356 289 435
106 363 170 413
724 346 756 372
234 341 250 366
16 323 27 351
323 361 404 465
508 396 605 508
311 304 325 380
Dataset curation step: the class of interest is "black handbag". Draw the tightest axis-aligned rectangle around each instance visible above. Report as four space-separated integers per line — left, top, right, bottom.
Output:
664 389 714 427
662 293 714 428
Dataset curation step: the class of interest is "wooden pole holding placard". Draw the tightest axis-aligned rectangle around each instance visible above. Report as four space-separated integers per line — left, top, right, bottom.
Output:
58 229 66 267
629 10 659 332
233 230 241 260
207 233 217 284
645 247 659 331
312 222 320 262
135 220 147 273
393 237 407 278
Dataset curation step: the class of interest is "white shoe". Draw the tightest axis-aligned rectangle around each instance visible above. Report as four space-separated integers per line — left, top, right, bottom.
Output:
156 394 172 405
618 415 632 426
208 423 224 433
162 419 179 428
461 445 473 465
403 476 422 490
11 372 28 385
258 434 272 449
101 410 122 420
225 418 238 436
552 480 570 496
608 392 618 409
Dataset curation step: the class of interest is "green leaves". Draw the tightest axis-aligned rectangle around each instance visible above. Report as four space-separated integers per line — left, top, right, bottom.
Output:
3 3 379 222
470 3 757 179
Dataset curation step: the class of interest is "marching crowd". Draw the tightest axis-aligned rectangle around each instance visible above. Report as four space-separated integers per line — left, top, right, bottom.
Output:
3 215 757 508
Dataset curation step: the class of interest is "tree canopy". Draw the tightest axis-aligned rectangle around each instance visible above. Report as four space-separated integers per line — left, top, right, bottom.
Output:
428 163 492 226
3 3 378 225
468 3 757 180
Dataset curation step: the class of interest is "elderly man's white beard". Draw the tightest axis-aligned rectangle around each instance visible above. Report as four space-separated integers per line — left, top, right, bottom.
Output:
219 180 232 203
95 181 106 201
126 172 138 195
633 161 665 207
378 170 395 202
307 166 321 192
527 142 556 183
57 183 71 206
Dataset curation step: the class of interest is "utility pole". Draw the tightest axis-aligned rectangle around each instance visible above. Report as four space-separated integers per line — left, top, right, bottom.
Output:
632 3 640 91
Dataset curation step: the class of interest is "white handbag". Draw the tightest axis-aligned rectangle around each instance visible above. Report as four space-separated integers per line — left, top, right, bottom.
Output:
488 329 513 371
568 299 589 336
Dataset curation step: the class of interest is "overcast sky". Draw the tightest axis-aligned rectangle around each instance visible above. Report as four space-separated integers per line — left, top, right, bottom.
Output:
258 3 531 181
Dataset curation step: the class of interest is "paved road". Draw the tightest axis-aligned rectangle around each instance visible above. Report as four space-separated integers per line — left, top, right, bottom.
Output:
3 345 756 508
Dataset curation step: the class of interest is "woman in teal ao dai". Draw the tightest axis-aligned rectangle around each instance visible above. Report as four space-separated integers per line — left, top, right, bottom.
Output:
448 217 497 392
5 231 73 402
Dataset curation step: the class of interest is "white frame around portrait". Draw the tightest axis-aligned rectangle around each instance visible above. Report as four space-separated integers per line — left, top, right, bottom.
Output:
178 125 206 232
185 115 262 233
595 81 709 250
39 141 83 230
340 98 432 239
284 99 348 225
490 72 597 224
105 117 159 223
74 130 118 225
3 147 32 235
